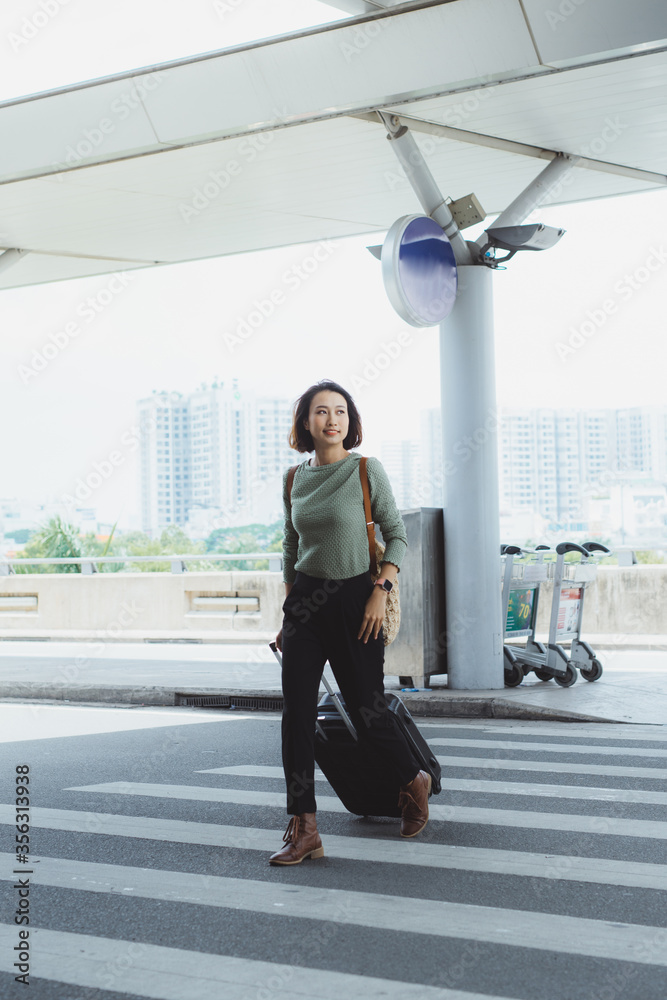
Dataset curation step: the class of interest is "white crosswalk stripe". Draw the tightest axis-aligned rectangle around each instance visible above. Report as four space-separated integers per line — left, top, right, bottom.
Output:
63 781 667 839
2 717 666 999
0 853 665 967
0 804 665 888
423 723 667 742
430 737 667 757
436 755 667 779
200 765 667 805
0 925 514 1000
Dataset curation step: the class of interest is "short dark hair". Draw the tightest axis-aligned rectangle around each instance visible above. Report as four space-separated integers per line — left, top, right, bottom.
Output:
288 379 363 453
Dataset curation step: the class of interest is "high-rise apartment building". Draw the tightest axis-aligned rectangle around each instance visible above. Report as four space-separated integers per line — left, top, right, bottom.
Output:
419 408 444 508
138 382 295 535
615 406 667 481
382 405 667 541
138 391 191 532
500 408 584 522
380 440 422 510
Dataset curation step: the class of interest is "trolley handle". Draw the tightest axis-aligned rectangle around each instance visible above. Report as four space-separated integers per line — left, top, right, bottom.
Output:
501 544 522 555
582 541 611 554
535 544 550 551
555 541 590 557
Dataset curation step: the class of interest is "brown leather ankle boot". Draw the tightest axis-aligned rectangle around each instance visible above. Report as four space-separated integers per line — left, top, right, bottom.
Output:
398 769 432 838
268 812 324 865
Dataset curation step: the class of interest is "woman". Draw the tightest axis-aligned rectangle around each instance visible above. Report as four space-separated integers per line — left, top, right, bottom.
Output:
271 379 431 866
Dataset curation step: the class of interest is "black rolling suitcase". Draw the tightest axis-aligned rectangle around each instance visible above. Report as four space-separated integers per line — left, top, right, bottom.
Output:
270 641 441 817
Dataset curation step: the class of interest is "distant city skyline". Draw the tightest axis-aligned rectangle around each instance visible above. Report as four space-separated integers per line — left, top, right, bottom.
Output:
4 401 666 552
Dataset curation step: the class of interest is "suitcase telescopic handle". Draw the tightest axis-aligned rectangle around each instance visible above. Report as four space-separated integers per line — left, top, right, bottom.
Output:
268 641 358 742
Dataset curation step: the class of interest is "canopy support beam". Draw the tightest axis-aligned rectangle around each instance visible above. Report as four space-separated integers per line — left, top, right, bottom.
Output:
354 111 667 188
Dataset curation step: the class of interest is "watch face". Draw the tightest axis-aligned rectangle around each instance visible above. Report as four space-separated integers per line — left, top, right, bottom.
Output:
382 579 393 592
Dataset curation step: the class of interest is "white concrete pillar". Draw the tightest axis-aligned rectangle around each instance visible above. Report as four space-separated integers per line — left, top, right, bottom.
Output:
440 264 504 689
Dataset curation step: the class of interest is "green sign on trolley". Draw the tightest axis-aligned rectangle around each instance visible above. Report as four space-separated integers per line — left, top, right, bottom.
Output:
505 587 537 634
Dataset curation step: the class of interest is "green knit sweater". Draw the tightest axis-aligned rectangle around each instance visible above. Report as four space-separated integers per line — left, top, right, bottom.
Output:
282 451 408 584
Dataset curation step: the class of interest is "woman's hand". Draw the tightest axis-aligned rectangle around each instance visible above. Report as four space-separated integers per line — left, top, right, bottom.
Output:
358 587 387 643
275 628 283 652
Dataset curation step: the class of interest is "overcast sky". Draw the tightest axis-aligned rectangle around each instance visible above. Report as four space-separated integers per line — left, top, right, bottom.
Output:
1 1 666 529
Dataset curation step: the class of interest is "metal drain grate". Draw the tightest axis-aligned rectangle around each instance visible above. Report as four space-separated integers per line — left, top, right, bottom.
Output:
175 693 284 711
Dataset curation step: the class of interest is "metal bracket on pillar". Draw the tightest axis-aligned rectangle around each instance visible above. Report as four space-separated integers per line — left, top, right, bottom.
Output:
0 248 30 274
476 153 580 242
378 112 473 266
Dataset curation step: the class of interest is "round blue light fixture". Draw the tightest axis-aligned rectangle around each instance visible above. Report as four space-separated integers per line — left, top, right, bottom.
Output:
381 214 458 327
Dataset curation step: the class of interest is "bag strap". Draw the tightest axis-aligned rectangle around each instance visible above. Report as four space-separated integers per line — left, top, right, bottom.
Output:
286 464 298 502
359 456 378 577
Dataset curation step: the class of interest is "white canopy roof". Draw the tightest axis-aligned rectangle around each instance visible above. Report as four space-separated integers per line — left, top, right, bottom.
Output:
1 0 665 289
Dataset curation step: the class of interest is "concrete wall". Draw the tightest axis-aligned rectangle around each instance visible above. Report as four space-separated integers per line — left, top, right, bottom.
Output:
0 566 665 639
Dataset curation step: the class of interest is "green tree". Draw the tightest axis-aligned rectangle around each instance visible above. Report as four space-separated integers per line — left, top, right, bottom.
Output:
205 520 283 571
635 550 665 565
15 516 82 573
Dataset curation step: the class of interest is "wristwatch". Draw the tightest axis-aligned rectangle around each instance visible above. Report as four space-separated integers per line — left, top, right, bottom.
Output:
374 578 393 593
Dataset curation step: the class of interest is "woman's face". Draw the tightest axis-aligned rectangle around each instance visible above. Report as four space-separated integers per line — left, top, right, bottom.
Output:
305 391 350 447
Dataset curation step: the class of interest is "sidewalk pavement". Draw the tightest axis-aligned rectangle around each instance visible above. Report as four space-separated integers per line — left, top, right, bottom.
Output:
1 631 666 650
1 639 666 725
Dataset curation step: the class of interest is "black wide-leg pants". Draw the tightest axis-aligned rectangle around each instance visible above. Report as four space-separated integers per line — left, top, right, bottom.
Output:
280 569 420 814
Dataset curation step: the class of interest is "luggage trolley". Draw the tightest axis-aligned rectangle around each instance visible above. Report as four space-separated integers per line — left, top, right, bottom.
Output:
501 544 573 687
548 541 610 682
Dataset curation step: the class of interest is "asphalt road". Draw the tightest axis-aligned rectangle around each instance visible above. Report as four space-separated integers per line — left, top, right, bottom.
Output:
0 705 666 999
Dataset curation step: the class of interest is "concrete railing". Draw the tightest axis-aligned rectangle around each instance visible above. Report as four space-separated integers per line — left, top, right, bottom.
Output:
0 553 282 575
0 569 284 639
0 565 665 640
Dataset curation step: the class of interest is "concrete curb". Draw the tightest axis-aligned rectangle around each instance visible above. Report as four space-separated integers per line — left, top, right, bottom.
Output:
395 692 622 723
0 683 623 723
